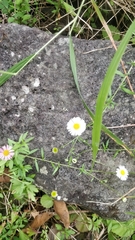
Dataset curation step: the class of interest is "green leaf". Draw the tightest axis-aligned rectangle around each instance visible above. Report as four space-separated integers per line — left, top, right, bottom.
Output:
8 17 15 23
116 70 126 78
19 230 30 240
0 161 6 167
0 54 34 86
121 87 135 95
11 179 25 197
107 219 135 238
62 1 76 17
70 213 78 223
27 190 36 201
27 184 38 193
15 0 23 4
41 147 45 159
22 14 31 21
131 234 135 240
34 159 39 172
11 211 19 224
108 232 116 240
19 132 28 142
91 5 135 159
7 159 13 169
0 0 8 9
55 223 63 231
0 193 3 198
40 194 53 208
75 213 92 232
102 25 121 41
111 222 134 237
29 148 38 154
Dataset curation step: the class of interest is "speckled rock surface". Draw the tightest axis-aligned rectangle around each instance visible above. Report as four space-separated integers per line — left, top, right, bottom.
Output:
0 23 135 221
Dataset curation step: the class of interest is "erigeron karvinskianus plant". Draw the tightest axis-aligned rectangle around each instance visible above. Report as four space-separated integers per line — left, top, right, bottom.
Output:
0 132 38 201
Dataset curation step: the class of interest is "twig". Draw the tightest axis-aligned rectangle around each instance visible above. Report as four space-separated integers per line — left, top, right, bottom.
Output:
107 123 135 129
86 186 135 206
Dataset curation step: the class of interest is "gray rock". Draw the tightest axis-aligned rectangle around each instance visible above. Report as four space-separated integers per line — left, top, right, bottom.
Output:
0 23 135 220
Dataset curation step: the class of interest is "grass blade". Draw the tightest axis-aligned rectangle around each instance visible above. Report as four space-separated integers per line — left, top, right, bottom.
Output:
69 36 133 168
0 18 75 86
0 54 34 86
91 11 135 159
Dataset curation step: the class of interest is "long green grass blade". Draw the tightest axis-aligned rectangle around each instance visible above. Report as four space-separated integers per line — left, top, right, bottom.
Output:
69 36 133 162
92 19 135 159
0 18 75 86
0 54 34 86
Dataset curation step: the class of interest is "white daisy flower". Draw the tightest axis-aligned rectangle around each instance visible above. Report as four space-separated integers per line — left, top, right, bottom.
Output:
116 165 128 181
67 117 86 136
0 145 14 161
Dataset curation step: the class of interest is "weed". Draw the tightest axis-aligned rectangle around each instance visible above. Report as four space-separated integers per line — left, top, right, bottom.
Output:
55 224 75 240
46 0 62 16
0 0 37 25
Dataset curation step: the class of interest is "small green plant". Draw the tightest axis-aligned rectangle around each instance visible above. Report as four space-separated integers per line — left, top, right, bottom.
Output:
102 24 121 41
0 212 28 239
55 224 75 240
1 133 39 201
102 139 110 152
105 218 135 239
0 0 37 25
46 0 62 15
0 133 39 238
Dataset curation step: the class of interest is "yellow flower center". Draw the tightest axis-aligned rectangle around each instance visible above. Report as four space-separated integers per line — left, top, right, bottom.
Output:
3 150 10 156
52 147 58 153
73 123 80 130
51 191 58 198
120 170 125 176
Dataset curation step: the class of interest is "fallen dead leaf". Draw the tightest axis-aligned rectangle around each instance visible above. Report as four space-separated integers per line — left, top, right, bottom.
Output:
54 200 70 228
0 168 10 183
30 210 39 219
29 212 53 230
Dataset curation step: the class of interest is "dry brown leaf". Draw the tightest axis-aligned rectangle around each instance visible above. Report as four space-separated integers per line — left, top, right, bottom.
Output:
30 210 39 219
54 200 70 228
29 212 53 230
0 168 10 183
